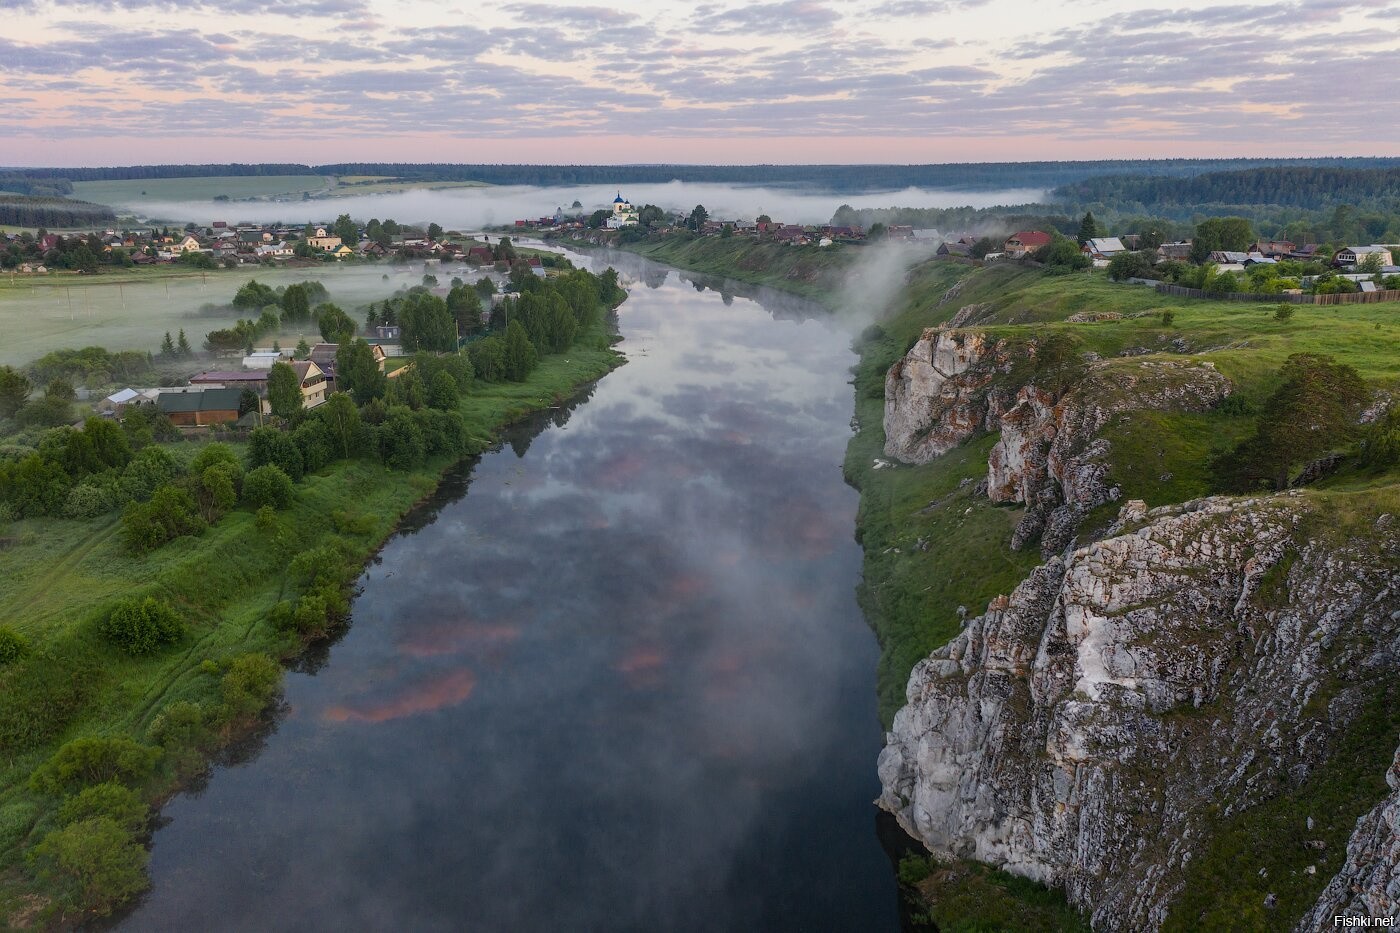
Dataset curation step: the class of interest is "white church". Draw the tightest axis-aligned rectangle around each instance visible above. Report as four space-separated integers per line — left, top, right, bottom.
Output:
605 192 639 229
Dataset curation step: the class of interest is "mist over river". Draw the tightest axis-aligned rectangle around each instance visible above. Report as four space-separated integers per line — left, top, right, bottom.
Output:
117 249 902 932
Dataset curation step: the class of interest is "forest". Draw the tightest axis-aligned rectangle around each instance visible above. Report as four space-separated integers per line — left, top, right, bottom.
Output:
1053 166 1400 217
0 196 116 228
7 158 1400 195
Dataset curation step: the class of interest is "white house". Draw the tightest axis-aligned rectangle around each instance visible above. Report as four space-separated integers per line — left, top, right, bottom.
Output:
1334 245 1394 266
1082 237 1127 259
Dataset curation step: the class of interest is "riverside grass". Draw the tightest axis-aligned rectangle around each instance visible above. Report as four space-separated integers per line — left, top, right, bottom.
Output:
0 322 623 924
604 234 1400 931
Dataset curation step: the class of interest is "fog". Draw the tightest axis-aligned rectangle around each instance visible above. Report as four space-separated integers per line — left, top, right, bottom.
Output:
129 182 1047 228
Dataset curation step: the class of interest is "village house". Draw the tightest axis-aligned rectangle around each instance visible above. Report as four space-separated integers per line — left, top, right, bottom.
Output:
1082 237 1127 259
1248 240 1295 259
291 360 328 408
157 387 245 426
1208 250 1250 264
307 234 343 251
190 370 270 393
1003 230 1052 258
1156 241 1193 262
1334 245 1394 267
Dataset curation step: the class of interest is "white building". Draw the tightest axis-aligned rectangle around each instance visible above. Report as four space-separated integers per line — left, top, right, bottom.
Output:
605 192 639 229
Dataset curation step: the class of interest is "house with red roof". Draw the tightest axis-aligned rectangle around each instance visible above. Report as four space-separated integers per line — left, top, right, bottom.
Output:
1003 230 1052 258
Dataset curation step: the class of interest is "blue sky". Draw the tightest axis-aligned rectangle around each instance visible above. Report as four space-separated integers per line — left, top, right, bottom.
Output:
6 0 1400 164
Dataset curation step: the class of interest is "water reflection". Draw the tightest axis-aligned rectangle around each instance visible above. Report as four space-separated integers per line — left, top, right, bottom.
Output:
119 255 898 933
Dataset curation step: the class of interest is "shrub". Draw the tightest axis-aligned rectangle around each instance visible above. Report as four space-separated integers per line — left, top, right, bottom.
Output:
99 597 184 655
255 504 278 530
1160 310 1175 327
146 699 209 749
63 482 115 520
248 426 304 481
193 463 239 522
0 653 95 754
1274 304 1296 322
1358 407 1400 470
57 783 149 833
30 817 148 916
220 653 281 720
188 442 242 481
122 483 205 553
242 464 294 510
118 446 181 502
0 626 27 665
30 736 161 795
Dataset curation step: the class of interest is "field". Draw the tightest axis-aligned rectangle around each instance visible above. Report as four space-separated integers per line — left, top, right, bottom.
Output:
0 263 454 368
72 175 332 207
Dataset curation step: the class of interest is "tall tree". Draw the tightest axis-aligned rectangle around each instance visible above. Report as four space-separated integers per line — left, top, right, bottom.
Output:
266 362 302 419
176 329 192 358
1213 353 1370 490
0 365 33 418
332 213 358 245
316 303 355 343
1075 211 1101 245
336 339 386 404
159 332 175 358
502 320 538 382
281 283 310 324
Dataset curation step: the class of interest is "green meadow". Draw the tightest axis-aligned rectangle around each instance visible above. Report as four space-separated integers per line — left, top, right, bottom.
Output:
72 175 331 207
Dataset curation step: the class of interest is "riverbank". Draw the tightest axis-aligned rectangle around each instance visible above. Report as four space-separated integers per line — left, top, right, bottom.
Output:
0 321 625 927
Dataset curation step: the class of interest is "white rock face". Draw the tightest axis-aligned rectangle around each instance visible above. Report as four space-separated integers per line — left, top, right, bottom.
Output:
882 330 1233 554
883 330 995 463
878 495 1400 931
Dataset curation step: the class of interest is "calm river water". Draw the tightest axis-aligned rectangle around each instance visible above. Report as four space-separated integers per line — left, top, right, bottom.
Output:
119 252 901 932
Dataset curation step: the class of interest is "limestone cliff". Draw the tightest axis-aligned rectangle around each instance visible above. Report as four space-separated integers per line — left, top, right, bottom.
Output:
882 329 1232 554
877 494 1400 931
882 330 1001 463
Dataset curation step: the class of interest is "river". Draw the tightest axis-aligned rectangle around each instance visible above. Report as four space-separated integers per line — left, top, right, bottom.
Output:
118 251 901 932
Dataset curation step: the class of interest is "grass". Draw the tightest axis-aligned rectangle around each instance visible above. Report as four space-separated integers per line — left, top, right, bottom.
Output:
72 176 331 207
0 323 623 925
900 857 1091 933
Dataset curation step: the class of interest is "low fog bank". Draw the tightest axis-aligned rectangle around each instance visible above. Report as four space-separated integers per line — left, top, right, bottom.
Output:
128 182 1047 229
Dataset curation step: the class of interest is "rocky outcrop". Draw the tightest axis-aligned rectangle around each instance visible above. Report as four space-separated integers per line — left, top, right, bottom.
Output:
1298 747 1400 927
883 330 1002 463
987 360 1232 554
878 494 1400 931
882 326 1233 555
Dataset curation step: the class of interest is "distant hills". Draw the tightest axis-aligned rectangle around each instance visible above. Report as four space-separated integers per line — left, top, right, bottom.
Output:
6 158 1400 194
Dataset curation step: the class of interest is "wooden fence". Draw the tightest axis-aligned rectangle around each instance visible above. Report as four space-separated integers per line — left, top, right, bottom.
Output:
1155 283 1400 305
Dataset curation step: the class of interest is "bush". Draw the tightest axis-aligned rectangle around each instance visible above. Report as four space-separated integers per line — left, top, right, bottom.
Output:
99 596 184 655
63 481 115 519
188 442 242 480
30 736 162 795
1160 310 1175 327
57 783 149 833
0 626 27 665
248 426 304 481
255 504 279 530
1358 407 1400 470
146 699 209 749
242 464 294 510
1274 304 1296 322
30 817 148 916
0 652 95 754
220 653 281 720
118 445 181 502
121 484 205 553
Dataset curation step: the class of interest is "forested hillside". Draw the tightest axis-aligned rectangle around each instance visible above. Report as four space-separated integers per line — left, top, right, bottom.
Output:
1054 166 1400 216
0 195 116 228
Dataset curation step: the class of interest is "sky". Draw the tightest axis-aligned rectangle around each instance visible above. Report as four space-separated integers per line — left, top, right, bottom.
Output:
5 0 1400 166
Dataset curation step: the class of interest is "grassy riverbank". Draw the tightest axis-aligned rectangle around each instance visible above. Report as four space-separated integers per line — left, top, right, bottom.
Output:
0 324 623 927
